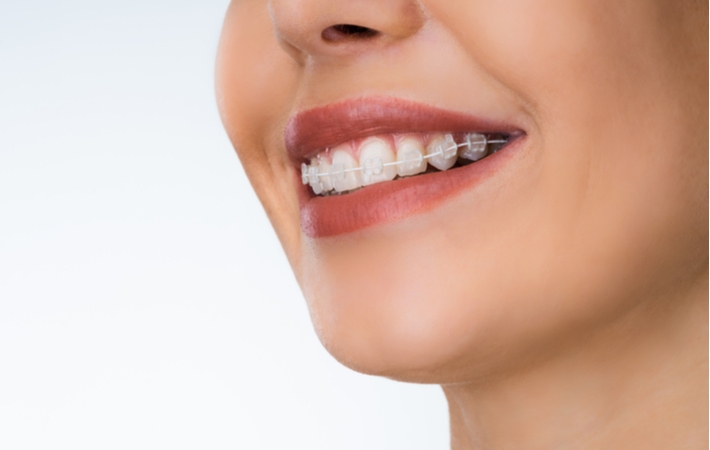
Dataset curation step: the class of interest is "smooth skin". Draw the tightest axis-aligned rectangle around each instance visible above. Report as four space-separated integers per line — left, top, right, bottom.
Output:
216 1 708 448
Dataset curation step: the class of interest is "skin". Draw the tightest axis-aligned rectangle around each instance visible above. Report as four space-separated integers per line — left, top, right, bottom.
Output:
216 1 708 448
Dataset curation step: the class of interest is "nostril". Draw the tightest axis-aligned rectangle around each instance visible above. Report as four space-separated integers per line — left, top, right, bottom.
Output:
322 24 379 42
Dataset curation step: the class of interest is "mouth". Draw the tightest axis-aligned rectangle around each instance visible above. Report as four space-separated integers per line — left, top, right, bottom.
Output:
286 97 526 237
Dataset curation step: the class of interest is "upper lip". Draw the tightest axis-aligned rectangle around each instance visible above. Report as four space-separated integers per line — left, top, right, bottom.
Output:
284 96 523 161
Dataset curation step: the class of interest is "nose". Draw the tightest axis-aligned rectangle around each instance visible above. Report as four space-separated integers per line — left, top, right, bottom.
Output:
268 0 425 62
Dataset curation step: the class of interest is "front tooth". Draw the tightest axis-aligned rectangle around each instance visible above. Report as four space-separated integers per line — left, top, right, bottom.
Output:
317 154 334 192
459 133 488 161
426 133 457 171
359 137 397 186
396 136 427 177
330 147 362 193
308 160 324 194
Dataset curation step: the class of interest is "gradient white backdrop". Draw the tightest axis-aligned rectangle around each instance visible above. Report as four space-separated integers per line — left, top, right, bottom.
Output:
0 1 449 449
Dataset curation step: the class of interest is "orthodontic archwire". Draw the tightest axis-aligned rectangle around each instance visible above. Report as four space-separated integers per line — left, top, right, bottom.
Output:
302 133 508 184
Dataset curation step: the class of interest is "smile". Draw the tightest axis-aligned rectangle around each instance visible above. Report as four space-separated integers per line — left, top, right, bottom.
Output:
286 97 526 237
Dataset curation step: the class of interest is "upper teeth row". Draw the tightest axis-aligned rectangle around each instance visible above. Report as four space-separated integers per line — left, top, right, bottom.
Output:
301 132 506 195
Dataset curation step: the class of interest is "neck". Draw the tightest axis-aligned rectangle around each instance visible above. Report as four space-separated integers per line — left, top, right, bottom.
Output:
443 275 708 450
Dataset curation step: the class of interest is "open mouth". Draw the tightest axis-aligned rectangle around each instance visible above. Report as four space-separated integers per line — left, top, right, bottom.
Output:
286 97 526 237
301 131 511 196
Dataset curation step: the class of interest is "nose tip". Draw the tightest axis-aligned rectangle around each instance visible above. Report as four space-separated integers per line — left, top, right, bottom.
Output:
268 0 424 62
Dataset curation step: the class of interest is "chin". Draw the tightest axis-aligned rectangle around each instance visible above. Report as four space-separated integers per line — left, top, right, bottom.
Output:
306 291 475 383
296 212 534 384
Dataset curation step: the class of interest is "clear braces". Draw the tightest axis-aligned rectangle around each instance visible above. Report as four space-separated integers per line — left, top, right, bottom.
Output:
301 133 508 186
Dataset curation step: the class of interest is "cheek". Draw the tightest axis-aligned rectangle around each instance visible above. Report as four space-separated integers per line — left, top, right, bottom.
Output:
217 2 303 262
217 2 298 131
437 0 702 279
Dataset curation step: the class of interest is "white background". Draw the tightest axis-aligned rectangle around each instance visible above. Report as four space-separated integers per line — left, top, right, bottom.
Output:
0 1 448 449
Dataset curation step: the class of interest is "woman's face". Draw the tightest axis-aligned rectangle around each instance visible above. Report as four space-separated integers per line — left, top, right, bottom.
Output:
217 0 707 381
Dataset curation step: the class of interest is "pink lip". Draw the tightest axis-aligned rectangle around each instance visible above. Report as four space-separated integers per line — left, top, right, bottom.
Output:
286 97 526 237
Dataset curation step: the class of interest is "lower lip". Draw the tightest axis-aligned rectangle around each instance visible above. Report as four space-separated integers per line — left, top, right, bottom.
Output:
299 136 525 237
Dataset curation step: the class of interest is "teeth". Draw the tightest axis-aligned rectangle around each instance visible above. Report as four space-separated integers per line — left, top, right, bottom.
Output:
426 133 458 171
301 163 309 185
300 132 509 196
459 133 488 161
359 137 397 186
308 159 324 194
330 146 362 193
317 154 334 192
396 136 427 177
